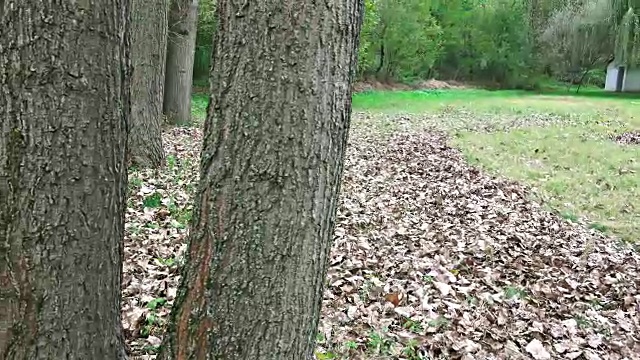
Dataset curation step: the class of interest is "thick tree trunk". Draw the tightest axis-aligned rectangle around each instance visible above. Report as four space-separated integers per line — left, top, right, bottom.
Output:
0 2 130 359
129 0 168 168
159 1 364 359
164 0 199 125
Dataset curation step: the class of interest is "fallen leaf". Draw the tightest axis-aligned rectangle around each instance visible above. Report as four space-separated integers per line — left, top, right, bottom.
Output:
526 339 551 360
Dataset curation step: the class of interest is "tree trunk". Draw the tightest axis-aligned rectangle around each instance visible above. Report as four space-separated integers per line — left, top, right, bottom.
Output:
0 2 130 359
129 0 168 168
158 1 364 359
164 0 199 125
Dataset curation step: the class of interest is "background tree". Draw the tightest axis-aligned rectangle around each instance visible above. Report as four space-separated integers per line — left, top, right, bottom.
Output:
164 0 199 125
0 2 130 359
129 0 168 168
369 0 443 81
538 0 640 86
193 0 217 82
192 0 640 90
158 0 364 358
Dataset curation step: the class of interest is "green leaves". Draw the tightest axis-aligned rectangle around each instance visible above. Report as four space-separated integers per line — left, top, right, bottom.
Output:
356 0 538 86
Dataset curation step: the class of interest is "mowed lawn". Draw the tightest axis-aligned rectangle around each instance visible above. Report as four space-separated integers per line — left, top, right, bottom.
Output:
351 87 640 243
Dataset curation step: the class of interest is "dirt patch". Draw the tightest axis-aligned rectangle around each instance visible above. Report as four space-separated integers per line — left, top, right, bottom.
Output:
353 79 469 93
352 80 413 92
612 130 640 145
415 78 468 90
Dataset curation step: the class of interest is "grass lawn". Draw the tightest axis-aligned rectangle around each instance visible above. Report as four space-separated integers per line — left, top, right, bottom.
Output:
351 86 640 243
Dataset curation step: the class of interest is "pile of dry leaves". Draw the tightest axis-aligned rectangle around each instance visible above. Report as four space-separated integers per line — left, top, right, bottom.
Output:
612 131 640 145
122 123 639 359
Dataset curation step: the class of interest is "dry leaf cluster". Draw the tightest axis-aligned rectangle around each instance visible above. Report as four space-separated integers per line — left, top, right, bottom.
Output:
122 124 639 359
612 131 640 145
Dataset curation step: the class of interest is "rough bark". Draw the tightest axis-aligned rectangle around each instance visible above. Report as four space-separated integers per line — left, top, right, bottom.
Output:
0 2 130 359
159 1 364 359
164 0 199 125
130 0 168 168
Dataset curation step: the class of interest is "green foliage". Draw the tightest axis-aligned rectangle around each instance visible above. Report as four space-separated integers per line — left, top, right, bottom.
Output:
143 192 162 208
344 340 358 350
314 351 337 360
615 5 640 66
191 0 640 88
366 331 392 354
146 297 167 310
504 286 528 300
193 0 216 81
402 319 424 333
402 339 421 360
354 0 541 86
358 0 442 81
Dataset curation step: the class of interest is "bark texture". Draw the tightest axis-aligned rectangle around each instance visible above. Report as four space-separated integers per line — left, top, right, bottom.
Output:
164 0 199 125
130 0 168 168
0 2 130 359
159 1 364 359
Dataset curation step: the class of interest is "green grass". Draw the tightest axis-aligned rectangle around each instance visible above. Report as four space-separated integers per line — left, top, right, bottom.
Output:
191 93 208 121
190 85 640 242
352 87 640 242
352 87 640 120
454 124 639 242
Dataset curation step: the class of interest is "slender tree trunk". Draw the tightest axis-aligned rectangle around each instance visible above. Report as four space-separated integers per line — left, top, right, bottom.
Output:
158 1 364 359
164 0 199 125
0 2 130 359
129 0 168 168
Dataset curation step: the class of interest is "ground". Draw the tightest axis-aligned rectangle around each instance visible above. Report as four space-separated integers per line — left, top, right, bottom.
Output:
122 86 640 359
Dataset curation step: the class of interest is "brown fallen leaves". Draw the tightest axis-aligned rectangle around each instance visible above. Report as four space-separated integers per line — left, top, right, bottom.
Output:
123 124 639 359
612 131 640 145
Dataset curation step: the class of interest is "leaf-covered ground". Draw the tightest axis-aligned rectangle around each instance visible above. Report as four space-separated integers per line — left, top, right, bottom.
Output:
123 119 640 360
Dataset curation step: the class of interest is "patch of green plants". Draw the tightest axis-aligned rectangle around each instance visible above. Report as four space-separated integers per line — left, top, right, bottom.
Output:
589 222 609 233
504 286 528 300
422 275 434 283
143 192 162 208
140 313 159 338
167 199 192 229
191 93 209 122
146 297 167 310
144 222 160 229
128 225 142 235
129 176 143 188
403 319 424 334
464 295 479 306
561 211 579 223
155 257 176 267
314 351 337 360
427 316 450 330
402 339 421 360
366 331 392 355
343 340 358 351
141 345 160 354
574 314 593 329
166 154 177 170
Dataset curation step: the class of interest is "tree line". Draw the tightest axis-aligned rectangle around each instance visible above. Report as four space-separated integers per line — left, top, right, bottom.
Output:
194 0 640 89
1 0 362 359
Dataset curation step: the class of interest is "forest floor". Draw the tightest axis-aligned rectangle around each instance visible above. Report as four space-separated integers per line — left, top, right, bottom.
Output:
123 89 640 359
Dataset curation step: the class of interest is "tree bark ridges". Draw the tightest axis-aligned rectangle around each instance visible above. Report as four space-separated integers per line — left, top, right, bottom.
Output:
159 1 363 359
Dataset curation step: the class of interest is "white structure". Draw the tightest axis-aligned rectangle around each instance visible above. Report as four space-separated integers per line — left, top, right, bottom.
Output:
605 59 640 92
